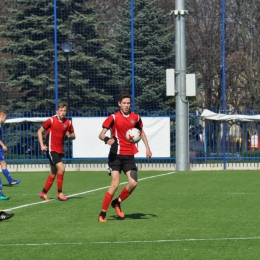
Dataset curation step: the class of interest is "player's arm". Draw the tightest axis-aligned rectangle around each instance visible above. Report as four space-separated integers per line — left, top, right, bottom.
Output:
140 129 152 159
37 126 47 151
66 122 76 140
66 132 76 140
99 128 114 145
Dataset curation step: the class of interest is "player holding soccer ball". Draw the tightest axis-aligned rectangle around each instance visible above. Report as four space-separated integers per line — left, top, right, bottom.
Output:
98 93 152 222
37 103 75 201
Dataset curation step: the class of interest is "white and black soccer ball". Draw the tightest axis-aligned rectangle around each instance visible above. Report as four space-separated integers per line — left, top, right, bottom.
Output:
126 128 141 143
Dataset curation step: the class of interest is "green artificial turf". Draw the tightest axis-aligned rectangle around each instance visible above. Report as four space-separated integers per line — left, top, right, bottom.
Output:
0 170 260 259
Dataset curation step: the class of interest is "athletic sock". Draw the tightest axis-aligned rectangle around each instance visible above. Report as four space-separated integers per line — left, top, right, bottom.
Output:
0 178 2 196
57 173 64 192
43 175 55 193
101 192 113 212
2 169 13 183
118 187 131 203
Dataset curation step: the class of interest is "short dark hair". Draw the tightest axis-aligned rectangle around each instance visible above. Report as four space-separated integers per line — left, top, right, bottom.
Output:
118 93 131 102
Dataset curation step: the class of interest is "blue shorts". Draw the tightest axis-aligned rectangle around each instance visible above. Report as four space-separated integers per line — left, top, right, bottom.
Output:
0 150 5 161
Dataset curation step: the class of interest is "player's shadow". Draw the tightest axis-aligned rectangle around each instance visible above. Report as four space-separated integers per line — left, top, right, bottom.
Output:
50 196 83 200
111 212 157 220
66 196 83 200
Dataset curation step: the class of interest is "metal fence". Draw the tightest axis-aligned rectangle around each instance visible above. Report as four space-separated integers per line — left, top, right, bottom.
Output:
0 0 175 112
3 110 260 168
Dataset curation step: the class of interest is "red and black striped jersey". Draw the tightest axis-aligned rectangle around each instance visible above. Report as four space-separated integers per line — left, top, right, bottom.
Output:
102 111 143 155
42 115 74 154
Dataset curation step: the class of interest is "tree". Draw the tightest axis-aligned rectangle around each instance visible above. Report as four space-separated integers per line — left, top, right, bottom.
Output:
0 0 16 108
186 0 260 111
0 0 114 111
225 0 260 110
88 0 122 36
186 0 222 109
103 0 175 111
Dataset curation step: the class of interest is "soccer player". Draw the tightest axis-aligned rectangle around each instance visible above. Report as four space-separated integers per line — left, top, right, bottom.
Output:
0 209 14 221
98 93 152 222
0 110 21 200
37 103 75 201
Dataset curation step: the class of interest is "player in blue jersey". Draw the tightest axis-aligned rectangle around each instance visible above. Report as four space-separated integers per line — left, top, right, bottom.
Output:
0 110 20 200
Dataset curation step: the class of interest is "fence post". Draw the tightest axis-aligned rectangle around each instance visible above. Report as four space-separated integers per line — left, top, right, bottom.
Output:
53 0 59 108
221 0 226 169
130 0 135 111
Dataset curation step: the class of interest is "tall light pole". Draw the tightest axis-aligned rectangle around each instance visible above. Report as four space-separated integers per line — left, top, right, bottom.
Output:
61 42 73 109
175 0 189 171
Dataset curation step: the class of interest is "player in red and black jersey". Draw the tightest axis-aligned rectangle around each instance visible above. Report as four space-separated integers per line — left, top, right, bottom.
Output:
98 93 152 222
37 103 75 201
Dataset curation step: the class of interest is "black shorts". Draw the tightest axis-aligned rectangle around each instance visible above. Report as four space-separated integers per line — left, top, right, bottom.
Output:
108 152 137 174
47 151 63 166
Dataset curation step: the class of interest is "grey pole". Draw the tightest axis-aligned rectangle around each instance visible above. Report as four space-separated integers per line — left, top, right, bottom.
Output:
61 42 73 109
175 0 189 171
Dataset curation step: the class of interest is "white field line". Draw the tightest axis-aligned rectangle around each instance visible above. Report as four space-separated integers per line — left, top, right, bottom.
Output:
1 236 260 247
3 172 175 212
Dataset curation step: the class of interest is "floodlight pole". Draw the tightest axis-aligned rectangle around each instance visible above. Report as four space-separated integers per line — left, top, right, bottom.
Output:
61 42 73 109
175 0 189 171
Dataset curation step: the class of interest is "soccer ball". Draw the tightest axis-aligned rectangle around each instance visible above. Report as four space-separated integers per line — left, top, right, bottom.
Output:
126 128 141 143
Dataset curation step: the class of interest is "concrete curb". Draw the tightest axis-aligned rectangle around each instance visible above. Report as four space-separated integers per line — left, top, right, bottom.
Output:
7 163 260 172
